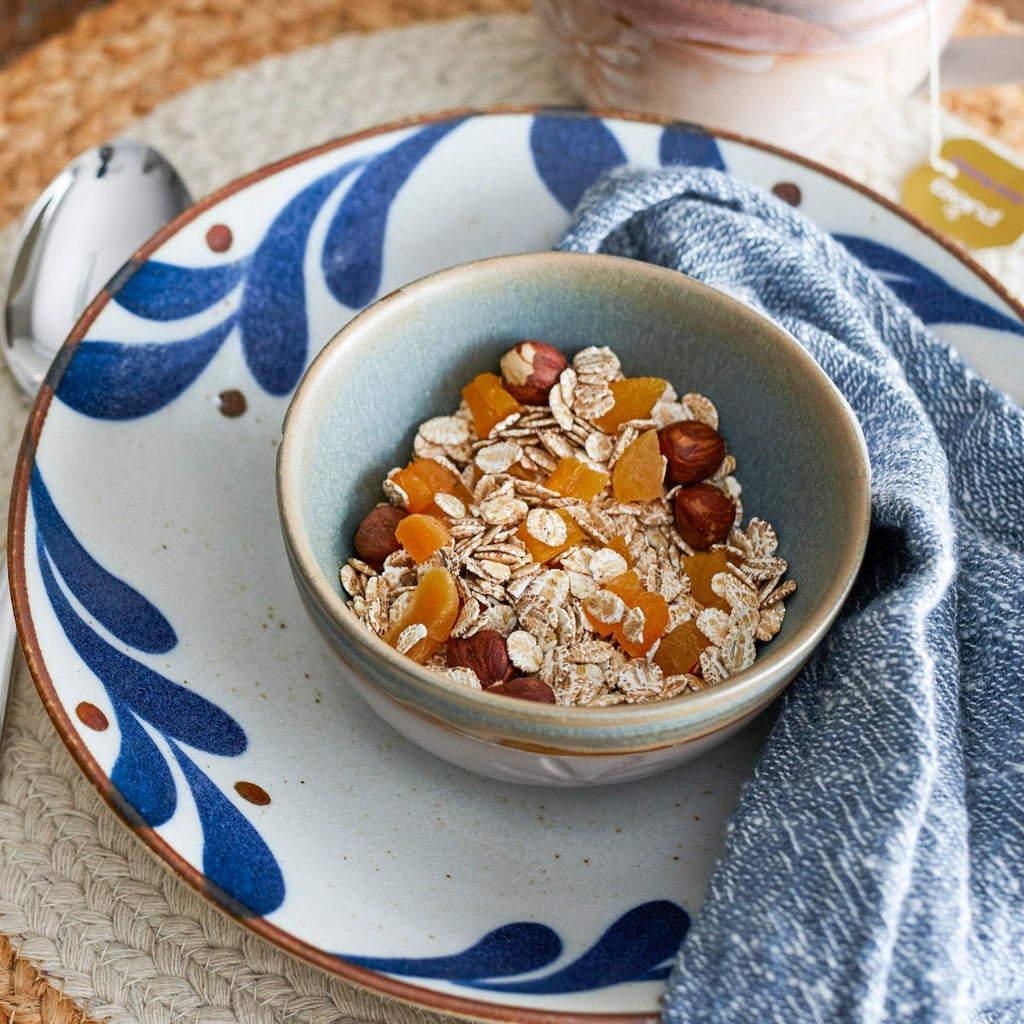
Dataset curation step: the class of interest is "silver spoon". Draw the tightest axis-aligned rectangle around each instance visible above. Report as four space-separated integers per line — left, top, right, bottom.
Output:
0 140 192 739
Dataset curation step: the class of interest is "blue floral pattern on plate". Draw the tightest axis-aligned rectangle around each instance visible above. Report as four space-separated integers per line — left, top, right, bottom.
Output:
31 466 285 916
13 109 1023 1019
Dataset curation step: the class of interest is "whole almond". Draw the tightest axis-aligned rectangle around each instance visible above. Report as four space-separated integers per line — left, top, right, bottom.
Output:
445 630 514 686
673 483 735 550
658 420 726 486
499 341 568 405
486 676 557 704
353 504 408 568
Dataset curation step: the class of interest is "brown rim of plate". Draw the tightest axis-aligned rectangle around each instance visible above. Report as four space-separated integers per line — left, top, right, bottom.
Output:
7 104 1024 1024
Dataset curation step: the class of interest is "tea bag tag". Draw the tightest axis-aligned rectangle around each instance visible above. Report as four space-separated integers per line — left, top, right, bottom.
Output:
902 138 1024 250
902 0 1024 250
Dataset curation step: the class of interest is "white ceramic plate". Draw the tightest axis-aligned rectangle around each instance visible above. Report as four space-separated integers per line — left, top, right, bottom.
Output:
9 108 1024 1023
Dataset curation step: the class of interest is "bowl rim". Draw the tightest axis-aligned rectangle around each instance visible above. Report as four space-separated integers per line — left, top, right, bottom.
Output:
276 250 872 752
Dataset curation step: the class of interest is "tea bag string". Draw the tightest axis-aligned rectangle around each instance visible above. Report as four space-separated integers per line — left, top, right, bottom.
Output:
926 0 959 177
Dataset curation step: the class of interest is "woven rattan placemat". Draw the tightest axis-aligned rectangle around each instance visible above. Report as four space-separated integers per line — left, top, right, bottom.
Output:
0 3 1021 1022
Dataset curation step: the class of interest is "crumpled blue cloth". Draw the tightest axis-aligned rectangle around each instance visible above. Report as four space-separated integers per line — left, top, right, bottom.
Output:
557 166 1024 1024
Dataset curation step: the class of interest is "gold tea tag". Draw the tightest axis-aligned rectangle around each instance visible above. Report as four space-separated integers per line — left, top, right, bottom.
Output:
901 138 1024 250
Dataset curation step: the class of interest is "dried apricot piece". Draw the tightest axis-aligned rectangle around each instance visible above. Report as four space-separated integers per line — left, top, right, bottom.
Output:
600 571 669 656
383 566 460 663
391 458 472 514
395 513 452 564
462 372 522 438
683 549 737 611
611 429 665 503
516 508 585 564
653 619 709 676
603 570 642 597
607 534 632 567
544 457 609 501
612 588 669 657
593 377 667 432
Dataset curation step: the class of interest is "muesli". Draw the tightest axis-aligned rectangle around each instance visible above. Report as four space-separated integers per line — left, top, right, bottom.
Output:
341 341 795 706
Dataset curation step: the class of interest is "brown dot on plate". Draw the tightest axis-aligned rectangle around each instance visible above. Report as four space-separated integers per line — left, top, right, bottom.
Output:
771 182 802 206
206 224 233 252
76 701 109 731
217 389 247 417
234 781 271 806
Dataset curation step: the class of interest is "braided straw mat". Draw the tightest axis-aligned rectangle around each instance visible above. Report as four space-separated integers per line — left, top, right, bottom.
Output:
0 2 1021 1022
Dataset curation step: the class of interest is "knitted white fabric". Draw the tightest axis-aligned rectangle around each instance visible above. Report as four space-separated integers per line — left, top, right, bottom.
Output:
0 13 1020 1023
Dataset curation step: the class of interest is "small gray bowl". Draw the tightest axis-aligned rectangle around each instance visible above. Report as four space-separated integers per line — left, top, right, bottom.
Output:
276 252 870 786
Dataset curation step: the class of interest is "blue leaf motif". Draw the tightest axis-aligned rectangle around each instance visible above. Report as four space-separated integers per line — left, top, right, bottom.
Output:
345 922 562 981
56 319 234 420
114 260 247 321
31 466 176 654
37 535 245 757
836 234 1024 336
530 112 627 212
109 700 178 827
476 901 689 994
31 471 281 916
659 127 726 170
170 742 285 916
321 119 468 309
237 158 365 396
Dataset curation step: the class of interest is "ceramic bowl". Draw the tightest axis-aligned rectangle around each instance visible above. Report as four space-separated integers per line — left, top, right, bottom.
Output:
276 251 870 787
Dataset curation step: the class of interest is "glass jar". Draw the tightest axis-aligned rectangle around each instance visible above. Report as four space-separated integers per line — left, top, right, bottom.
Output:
534 0 968 153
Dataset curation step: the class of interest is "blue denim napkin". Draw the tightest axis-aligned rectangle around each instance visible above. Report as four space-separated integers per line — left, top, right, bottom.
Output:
558 166 1024 1024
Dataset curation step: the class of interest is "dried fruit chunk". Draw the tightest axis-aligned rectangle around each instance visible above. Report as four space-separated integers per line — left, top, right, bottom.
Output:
462 372 522 438
674 483 735 550
516 508 585 563
602 569 641 596
391 458 473 514
653 620 709 676
583 570 669 656
683 549 736 611
353 504 407 568
604 574 670 657
395 513 452 564
607 534 632 567
611 429 665 503
545 457 609 501
625 589 671 657
500 341 568 404
594 377 668 432
658 420 727 486
383 567 460 663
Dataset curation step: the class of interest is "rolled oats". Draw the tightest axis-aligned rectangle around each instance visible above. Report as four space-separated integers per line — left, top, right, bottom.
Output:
507 630 544 673
344 340 796 706
525 507 568 547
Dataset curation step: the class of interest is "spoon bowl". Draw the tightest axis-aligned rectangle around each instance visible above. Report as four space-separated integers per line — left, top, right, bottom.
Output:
2 140 191 395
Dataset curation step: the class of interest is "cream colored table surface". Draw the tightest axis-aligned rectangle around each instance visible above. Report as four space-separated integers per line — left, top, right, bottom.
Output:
1 12 1022 1024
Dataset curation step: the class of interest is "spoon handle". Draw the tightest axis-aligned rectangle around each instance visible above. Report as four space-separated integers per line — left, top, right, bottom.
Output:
0 555 17 741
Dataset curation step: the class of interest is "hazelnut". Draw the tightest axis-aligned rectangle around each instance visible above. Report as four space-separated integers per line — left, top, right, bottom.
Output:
673 483 735 551
485 677 557 704
445 630 514 686
658 421 726 486
499 341 568 405
353 504 407 568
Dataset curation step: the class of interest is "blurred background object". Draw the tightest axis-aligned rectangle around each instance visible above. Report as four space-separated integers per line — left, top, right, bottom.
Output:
534 0 973 152
0 0 107 66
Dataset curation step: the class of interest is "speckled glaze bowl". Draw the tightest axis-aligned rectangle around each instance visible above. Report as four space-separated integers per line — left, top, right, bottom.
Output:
276 251 870 786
